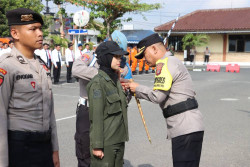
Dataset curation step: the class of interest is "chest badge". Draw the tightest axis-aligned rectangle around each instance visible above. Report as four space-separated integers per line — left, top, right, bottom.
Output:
17 56 25 63
156 63 164 76
31 81 36 89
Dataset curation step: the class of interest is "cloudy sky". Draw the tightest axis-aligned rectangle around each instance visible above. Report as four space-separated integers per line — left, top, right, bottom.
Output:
43 0 250 30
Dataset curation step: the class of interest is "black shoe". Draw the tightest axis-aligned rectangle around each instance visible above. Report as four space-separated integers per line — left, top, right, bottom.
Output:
53 82 58 85
152 70 155 73
132 71 137 75
139 71 143 74
145 70 149 74
67 80 72 83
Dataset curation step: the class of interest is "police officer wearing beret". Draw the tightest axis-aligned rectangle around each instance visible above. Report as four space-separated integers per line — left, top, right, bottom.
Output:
125 33 204 167
0 8 60 167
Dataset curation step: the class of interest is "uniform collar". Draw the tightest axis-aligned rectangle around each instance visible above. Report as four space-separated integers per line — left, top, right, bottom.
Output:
98 70 112 81
161 51 172 60
11 46 30 64
98 69 120 86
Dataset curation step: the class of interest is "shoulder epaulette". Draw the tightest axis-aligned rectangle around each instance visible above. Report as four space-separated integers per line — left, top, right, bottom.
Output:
0 53 13 63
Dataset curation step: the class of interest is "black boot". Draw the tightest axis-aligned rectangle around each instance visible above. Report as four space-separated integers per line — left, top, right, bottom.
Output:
139 71 143 74
152 70 155 73
132 71 137 75
145 70 149 74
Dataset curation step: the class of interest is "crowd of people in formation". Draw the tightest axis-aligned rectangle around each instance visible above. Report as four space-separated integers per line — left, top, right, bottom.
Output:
0 7 204 167
127 45 155 75
0 40 14 56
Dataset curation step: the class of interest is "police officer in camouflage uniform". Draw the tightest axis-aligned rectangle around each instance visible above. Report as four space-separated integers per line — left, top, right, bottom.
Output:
126 33 204 167
0 8 59 167
87 41 130 167
72 51 99 167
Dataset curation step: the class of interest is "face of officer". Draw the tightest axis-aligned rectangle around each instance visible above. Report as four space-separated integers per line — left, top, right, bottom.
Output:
9 42 14 49
0 42 3 48
78 46 83 51
143 42 166 67
85 44 89 50
10 23 43 51
111 55 122 71
43 44 49 50
55 45 61 51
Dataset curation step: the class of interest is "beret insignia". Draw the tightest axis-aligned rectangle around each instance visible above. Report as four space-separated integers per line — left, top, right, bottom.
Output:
21 14 34 22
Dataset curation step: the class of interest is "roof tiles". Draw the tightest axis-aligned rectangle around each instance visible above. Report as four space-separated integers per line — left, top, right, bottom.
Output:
154 7 250 32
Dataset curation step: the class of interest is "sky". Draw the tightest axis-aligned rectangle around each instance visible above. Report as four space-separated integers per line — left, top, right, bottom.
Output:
42 0 250 30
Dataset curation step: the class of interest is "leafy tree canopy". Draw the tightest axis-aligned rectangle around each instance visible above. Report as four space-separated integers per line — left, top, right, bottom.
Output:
182 34 210 50
66 0 161 39
0 0 44 37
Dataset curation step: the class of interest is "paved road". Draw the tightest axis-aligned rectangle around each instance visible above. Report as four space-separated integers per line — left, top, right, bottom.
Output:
53 67 250 167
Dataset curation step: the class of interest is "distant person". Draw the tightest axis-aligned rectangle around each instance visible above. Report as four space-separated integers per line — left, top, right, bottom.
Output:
204 46 211 65
170 45 175 56
190 46 197 65
0 41 3 50
83 43 90 53
52 44 62 84
0 43 10 56
75 43 83 60
39 43 52 69
8 41 14 50
65 43 74 83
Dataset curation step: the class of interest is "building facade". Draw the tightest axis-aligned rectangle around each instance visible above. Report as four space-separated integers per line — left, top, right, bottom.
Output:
155 7 250 62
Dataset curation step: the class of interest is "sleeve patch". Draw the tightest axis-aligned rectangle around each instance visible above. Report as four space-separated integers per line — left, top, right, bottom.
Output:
81 54 90 62
0 68 7 75
0 75 4 86
93 89 102 99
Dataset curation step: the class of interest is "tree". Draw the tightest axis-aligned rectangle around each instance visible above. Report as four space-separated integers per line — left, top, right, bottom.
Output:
182 34 210 50
0 0 44 37
49 34 70 48
66 0 161 39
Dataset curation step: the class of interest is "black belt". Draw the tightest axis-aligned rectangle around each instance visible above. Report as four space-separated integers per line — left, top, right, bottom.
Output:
8 130 51 142
163 98 198 118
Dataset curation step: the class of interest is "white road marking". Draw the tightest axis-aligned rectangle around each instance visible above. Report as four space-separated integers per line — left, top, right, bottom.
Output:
54 94 79 98
56 115 76 122
220 98 239 101
248 97 250 100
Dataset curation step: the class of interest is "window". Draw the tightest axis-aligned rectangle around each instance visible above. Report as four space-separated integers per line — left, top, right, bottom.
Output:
229 35 250 52
245 41 250 52
229 40 236 51
168 36 183 51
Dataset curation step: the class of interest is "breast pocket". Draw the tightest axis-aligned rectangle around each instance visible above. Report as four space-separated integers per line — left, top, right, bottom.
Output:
106 93 122 115
13 82 42 110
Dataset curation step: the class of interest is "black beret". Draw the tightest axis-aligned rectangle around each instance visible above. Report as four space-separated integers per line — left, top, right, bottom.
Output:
96 41 128 58
135 33 163 59
6 8 44 26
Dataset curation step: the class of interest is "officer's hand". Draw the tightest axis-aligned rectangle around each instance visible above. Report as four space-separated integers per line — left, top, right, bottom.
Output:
55 66 58 69
66 65 69 67
128 82 139 93
53 151 60 167
93 149 104 159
